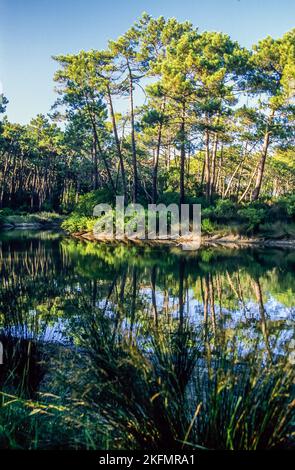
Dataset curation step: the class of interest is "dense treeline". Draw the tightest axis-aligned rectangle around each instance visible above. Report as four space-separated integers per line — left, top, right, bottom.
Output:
0 14 294 212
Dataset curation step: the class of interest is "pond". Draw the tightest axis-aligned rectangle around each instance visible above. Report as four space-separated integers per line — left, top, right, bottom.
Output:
0 230 294 449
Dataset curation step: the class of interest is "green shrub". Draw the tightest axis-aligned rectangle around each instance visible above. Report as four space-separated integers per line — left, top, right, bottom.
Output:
275 195 295 219
215 199 237 220
201 207 214 219
61 214 96 233
268 202 288 222
237 206 266 231
41 201 54 212
157 191 180 205
259 221 295 239
0 208 15 216
201 218 216 234
201 199 237 223
285 195 295 218
75 189 115 216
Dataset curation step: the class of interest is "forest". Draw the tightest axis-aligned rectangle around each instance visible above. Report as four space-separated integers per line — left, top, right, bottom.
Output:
0 13 294 237
0 11 295 453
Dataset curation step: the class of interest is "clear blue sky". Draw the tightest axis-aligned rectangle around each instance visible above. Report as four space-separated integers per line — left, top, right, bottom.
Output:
1 0 294 124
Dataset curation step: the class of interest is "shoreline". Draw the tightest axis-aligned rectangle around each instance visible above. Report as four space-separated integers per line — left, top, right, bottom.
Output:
1 224 295 248
70 230 295 249
0 213 64 231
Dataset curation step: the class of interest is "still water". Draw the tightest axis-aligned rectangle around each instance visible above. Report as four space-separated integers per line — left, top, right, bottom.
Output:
0 230 294 352
0 230 294 449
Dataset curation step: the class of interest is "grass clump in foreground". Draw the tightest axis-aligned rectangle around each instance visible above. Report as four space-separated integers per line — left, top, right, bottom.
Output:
65 314 294 450
0 314 294 450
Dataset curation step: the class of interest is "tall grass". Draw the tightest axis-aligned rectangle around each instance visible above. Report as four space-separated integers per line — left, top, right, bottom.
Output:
0 312 294 450
52 311 294 450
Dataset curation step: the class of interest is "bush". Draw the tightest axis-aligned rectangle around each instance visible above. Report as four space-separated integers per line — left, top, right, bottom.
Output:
75 189 115 216
259 221 295 239
41 201 54 212
215 199 237 220
61 214 96 233
157 191 181 206
285 195 295 218
275 195 295 219
201 218 216 234
0 208 15 216
202 199 237 224
201 207 214 219
237 206 266 231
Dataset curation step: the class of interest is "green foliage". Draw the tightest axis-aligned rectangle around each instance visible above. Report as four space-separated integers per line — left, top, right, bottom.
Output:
61 194 295 238
61 214 96 233
201 218 216 234
74 189 115 216
0 230 294 449
199 196 295 236
276 194 295 219
215 199 237 220
0 390 106 449
1 16 294 214
0 208 14 217
259 221 295 239
237 206 266 231
157 191 181 205
0 211 63 228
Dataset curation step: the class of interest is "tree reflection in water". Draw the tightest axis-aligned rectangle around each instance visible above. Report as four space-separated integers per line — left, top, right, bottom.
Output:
0 232 294 449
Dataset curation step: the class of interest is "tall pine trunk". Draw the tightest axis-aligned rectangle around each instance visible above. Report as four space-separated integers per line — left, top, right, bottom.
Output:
179 101 186 206
92 135 99 190
205 128 211 202
127 62 138 203
106 85 127 200
209 133 218 198
251 110 274 201
152 99 165 204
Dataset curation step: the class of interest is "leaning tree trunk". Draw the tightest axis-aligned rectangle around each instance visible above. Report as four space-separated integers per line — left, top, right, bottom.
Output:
90 114 115 192
179 102 186 206
209 133 218 198
205 128 211 202
152 99 165 204
251 111 274 201
127 62 138 203
92 134 99 190
96 136 116 192
106 85 127 200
